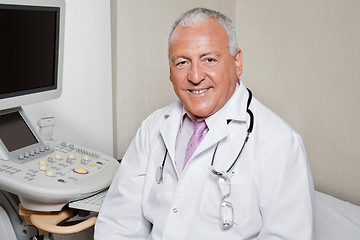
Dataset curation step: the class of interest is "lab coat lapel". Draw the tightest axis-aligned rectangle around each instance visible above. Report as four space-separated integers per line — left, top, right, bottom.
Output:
195 118 228 155
159 102 182 176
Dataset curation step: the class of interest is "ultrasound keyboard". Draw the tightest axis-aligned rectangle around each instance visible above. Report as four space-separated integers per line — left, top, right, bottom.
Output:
69 189 108 212
0 141 119 211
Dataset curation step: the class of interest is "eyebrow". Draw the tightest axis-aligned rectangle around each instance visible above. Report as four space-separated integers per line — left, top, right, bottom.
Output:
171 55 190 63
171 51 222 63
199 51 222 59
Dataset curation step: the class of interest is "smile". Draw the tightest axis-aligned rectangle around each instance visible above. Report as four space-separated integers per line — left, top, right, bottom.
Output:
190 88 209 94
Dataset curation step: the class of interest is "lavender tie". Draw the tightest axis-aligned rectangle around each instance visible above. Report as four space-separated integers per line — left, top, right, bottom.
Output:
184 119 207 168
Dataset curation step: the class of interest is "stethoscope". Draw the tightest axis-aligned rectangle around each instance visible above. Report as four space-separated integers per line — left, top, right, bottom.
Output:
155 88 254 184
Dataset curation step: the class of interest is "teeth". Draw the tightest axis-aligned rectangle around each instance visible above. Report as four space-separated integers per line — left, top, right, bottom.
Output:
191 89 207 94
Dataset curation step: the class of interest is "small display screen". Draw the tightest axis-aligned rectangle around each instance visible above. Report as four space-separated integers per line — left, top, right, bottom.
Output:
0 111 38 152
0 4 60 99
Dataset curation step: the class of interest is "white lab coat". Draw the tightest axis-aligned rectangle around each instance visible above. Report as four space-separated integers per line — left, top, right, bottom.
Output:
95 83 315 240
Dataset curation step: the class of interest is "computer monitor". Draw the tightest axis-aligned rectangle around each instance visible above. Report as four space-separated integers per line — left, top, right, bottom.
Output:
0 0 65 111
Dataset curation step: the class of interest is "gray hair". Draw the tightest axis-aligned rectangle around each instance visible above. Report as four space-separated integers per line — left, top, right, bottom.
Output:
168 7 238 56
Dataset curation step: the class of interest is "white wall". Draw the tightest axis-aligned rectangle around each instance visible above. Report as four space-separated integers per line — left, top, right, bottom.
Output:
236 0 360 205
24 0 114 156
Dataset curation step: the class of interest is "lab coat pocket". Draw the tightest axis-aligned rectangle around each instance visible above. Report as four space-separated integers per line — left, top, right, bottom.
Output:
199 173 253 227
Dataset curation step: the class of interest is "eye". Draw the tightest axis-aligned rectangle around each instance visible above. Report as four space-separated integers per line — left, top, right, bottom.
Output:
176 61 187 66
174 59 190 69
203 57 217 64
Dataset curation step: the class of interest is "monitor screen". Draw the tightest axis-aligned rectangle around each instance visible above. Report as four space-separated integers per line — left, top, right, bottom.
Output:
0 5 59 98
0 111 38 152
0 0 65 110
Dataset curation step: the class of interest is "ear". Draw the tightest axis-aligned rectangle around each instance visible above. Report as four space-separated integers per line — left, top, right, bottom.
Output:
234 49 243 77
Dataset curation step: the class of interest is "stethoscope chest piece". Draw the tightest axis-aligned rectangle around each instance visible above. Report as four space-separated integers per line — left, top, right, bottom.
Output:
156 166 164 184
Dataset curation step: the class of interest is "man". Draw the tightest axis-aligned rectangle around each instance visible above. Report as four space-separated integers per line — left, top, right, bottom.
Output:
95 8 314 239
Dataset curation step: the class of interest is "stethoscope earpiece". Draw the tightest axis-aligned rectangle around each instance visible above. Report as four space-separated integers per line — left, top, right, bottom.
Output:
155 149 168 184
209 166 223 176
156 166 164 184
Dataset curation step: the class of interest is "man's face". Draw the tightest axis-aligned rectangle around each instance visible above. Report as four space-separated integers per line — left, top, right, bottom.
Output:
169 18 243 118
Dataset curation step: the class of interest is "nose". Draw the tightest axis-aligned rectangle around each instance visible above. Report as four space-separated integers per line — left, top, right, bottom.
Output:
187 62 205 84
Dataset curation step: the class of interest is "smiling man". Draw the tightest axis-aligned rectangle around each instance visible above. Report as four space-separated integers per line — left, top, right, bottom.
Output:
169 17 242 118
95 8 314 240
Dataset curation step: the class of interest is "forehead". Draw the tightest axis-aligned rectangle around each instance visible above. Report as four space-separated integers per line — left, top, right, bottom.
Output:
168 18 229 56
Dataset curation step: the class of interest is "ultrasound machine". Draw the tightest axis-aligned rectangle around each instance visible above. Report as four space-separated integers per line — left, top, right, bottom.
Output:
0 0 119 239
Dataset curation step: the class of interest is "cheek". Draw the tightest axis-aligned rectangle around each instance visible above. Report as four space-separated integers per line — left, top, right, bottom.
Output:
170 74 190 94
171 78 183 92
170 76 186 99
206 68 225 85
206 70 217 78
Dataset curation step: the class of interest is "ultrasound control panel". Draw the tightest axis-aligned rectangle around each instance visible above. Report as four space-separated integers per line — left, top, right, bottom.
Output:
0 108 119 211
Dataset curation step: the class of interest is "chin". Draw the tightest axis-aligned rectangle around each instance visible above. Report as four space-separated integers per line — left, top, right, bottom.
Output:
187 107 213 118
184 99 217 118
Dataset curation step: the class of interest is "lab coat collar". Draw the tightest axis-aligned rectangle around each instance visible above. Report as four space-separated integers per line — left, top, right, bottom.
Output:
223 80 248 123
